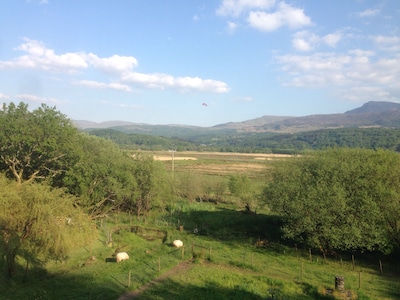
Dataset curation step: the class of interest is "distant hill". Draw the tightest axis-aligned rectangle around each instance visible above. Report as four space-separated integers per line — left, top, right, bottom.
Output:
345 101 400 114
74 101 400 136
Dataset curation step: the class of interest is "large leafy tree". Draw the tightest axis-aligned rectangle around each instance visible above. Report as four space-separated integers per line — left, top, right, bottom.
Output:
0 175 95 278
263 148 400 255
63 135 137 218
130 152 171 218
0 102 80 185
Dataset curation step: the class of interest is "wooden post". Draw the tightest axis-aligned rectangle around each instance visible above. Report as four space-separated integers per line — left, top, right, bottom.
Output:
158 257 161 272
358 271 361 289
309 248 312 262
209 247 212 260
352 255 355 270
128 270 131 287
301 261 304 279
181 246 185 259
379 260 383 275
192 242 194 254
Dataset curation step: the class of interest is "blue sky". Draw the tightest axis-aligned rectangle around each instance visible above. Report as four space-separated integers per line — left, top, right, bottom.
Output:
0 0 399 126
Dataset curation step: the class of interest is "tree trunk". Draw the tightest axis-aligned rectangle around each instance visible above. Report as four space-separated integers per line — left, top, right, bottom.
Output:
6 251 17 278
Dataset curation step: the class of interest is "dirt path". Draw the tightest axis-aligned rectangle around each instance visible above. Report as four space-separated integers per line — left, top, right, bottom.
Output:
118 261 194 299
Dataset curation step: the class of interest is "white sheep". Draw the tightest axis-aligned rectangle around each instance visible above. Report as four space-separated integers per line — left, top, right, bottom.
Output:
116 252 129 263
172 240 183 248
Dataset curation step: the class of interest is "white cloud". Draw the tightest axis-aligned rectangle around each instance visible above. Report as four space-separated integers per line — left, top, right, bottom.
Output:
227 21 239 33
275 50 400 103
100 100 142 110
86 53 138 74
0 38 88 73
372 35 400 52
336 86 396 103
292 31 342 51
73 80 132 92
292 31 318 51
322 33 342 48
247 2 312 32
0 38 230 94
216 0 276 17
357 8 380 18
122 72 229 93
0 93 10 100
16 94 63 105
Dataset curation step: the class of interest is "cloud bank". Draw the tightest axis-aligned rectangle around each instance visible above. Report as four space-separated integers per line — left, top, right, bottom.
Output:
0 38 229 94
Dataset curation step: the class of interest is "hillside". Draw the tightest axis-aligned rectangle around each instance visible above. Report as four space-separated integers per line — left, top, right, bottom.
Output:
74 101 400 136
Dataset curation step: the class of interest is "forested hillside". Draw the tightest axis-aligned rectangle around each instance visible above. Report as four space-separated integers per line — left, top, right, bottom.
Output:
88 127 400 153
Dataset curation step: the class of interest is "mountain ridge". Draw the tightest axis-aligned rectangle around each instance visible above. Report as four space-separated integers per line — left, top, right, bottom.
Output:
74 101 400 135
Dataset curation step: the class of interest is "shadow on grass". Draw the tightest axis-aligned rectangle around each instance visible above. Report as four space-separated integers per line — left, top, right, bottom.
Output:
174 207 285 247
0 272 123 300
122 277 333 300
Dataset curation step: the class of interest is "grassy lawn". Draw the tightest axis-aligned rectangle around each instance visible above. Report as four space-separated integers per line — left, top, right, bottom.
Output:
1 151 399 299
2 202 399 299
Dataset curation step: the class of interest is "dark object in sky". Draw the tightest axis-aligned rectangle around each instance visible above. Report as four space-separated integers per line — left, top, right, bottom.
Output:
202 102 208 107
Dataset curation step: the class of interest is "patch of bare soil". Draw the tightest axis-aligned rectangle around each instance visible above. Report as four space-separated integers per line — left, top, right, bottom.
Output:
154 156 198 161
118 261 194 299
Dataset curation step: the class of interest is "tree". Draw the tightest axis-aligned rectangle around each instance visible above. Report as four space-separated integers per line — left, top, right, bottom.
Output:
228 174 258 211
0 175 95 278
0 102 80 185
263 148 400 255
63 134 137 218
130 152 170 218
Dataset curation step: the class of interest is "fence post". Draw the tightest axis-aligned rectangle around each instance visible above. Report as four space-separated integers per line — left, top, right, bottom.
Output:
181 246 185 260
158 257 161 272
352 255 355 270
301 261 304 279
309 248 312 262
379 260 383 275
128 270 131 287
209 247 212 260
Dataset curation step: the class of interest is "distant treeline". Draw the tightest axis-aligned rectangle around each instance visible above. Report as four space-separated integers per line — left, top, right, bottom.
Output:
87 127 400 153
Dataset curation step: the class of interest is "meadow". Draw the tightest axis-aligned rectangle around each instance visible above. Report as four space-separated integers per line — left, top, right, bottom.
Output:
1 151 399 300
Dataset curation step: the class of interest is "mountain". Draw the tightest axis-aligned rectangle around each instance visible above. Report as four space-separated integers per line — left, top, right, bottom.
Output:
74 101 400 136
345 101 400 114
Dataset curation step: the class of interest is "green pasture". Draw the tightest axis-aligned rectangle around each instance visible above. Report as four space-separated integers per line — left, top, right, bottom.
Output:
1 151 399 300
2 200 399 299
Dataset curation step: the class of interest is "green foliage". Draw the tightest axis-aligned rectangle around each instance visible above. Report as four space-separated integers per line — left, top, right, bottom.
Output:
88 127 400 154
130 152 173 217
228 174 260 211
0 175 96 278
0 102 81 185
88 128 196 151
264 148 400 254
63 134 138 217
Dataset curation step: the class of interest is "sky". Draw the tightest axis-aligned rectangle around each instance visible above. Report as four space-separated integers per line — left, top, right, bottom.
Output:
0 0 399 126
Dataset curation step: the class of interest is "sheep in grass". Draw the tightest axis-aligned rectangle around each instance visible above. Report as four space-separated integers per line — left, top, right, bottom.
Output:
172 240 183 248
116 252 129 263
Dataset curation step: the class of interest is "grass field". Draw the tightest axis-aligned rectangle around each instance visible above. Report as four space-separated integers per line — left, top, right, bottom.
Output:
152 150 290 178
1 151 399 299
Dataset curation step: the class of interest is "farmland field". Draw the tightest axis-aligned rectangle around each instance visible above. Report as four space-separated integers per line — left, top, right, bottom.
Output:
2 151 399 300
151 150 292 177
